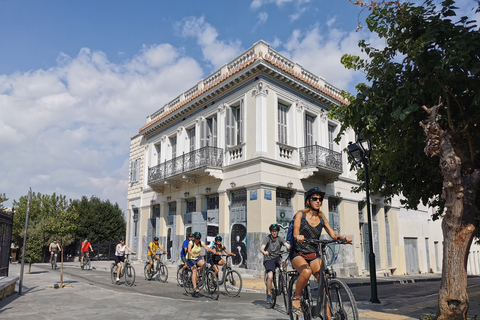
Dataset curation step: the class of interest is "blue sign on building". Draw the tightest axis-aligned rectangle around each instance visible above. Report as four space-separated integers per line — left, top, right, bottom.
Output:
264 190 272 200
250 190 257 201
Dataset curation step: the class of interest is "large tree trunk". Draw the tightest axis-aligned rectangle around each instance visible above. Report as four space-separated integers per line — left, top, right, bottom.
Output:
421 103 480 320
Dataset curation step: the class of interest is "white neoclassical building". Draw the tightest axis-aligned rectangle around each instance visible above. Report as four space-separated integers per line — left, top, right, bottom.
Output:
126 40 480 276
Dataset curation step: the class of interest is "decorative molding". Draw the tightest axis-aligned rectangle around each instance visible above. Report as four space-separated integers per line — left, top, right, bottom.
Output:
320 109 327 122
164 180 180 189
252 81 268 97
300 167 318 179
205 168 223 179
218 103 227 114
296 100 304 112
182 174 198 184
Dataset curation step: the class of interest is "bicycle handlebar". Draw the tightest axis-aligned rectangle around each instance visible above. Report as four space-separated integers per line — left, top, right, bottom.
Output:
304 238 350 246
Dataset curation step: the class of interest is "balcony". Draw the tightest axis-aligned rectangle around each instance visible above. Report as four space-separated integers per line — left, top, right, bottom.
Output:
299 145 343 176
148 146 223 185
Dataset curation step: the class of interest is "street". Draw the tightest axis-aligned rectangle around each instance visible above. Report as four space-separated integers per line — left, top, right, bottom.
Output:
2 261 480 320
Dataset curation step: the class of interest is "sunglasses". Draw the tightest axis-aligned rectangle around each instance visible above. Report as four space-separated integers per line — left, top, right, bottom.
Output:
310 197 323 202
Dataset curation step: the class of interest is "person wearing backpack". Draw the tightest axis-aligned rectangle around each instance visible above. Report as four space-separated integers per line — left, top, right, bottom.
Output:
260 224 290 303
290 187 352 316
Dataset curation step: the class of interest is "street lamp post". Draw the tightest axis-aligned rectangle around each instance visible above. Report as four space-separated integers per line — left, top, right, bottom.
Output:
347 130 380 304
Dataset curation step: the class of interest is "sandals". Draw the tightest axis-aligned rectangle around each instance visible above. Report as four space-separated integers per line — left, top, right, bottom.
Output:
194 288 200 293
291 296 303 315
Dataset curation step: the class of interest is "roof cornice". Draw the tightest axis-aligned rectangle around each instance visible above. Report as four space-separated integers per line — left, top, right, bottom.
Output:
138 40 348 138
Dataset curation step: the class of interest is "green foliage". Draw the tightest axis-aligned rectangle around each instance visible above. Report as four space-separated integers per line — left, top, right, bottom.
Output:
0 193 7 209
24 229 43 265
71 196 126 243
331 0 480 219
12 192 125 262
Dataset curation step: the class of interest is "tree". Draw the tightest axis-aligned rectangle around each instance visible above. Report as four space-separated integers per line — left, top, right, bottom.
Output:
0 193 7 210
332 1 480 319
12 192 50 271
71 195 126 244
42 193 78 288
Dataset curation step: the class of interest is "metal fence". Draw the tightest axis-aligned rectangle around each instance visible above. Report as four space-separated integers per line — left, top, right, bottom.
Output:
78 241 118 261
0 210 13 276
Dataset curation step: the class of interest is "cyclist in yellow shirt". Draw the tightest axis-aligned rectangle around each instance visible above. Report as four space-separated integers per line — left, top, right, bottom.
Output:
148 237 167 275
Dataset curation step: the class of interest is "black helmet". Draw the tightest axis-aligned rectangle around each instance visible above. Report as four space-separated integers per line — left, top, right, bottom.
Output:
187 232 194 238
305 187 325 205
153 237 159 241
193 232 201 239
215 235 222 242
119 236 125 241
53 238 57 241
269 224 280 232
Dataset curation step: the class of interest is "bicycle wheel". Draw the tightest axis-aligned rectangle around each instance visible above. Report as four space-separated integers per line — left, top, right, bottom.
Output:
144 263 153 280
224 269 242 297
325 279 359 320
269 272 277 308
288 274 312 320
158 264 168 282
176 266 184 286
86 259 91 270
183 269 196 295
279 272 288 312
205 269 219 300
124 265 136 287
111 264 118 284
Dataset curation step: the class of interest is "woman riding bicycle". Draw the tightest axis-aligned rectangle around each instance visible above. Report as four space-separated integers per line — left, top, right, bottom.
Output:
186 231 216 293
114 236 136 282
209 235 236 276
290 187 352 316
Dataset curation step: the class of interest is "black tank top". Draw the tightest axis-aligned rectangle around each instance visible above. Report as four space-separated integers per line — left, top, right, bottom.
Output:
295 215 324 254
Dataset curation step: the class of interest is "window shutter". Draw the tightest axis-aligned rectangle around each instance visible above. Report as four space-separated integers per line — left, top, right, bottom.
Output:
226 106 233 146
200 119 207 147
130 160 135 182
238 101 244 143
136 159 140 182
211 116 217 147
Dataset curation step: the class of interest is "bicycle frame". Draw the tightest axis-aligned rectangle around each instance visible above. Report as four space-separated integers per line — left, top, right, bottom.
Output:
306 238 347 318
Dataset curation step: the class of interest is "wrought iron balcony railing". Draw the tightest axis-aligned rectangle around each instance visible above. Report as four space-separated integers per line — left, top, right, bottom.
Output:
299 145 343 173
148 146 223 185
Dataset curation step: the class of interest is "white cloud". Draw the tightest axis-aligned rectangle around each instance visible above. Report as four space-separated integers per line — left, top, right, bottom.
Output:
250 0 311 21
176 16 243 70
280 23 380 93
254 11 269 30
0 44 203 212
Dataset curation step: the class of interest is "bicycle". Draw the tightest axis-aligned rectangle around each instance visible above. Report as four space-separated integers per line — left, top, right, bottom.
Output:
144 253 168 282
111 253 136 287
264 250 289 310
176 261 187 286
50 252 58 270
183 257 219 300
207 254 243 297
81 251 92 270
287 238 359 320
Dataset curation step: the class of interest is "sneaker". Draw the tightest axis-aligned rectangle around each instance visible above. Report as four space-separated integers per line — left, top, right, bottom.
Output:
266 295 272 303
116 277 120 282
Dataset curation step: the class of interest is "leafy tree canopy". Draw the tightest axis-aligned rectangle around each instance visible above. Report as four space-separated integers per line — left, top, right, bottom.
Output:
71 195 126 244
332 0 480 219
0 193 8 210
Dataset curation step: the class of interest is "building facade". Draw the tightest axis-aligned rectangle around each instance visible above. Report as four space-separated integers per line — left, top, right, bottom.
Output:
126 40 480 276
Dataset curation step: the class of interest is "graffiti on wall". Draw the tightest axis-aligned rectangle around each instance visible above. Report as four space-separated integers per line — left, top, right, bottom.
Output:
230 223 247 268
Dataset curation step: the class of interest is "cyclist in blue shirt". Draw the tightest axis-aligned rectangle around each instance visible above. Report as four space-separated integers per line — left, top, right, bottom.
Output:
179 233 194 276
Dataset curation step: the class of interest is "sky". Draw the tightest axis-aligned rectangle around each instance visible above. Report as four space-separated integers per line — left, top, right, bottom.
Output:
1 0 479 214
